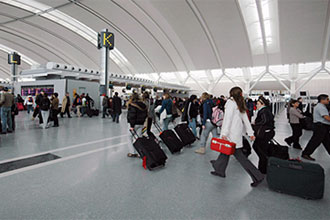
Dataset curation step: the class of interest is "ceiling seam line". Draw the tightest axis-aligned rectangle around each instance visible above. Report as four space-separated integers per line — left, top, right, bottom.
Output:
131 0 190 71
111 0 180 72
186 0 224 68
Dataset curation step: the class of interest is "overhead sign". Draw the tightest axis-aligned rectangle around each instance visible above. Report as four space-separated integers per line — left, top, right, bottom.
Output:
8 53 21 65
98 32 114 50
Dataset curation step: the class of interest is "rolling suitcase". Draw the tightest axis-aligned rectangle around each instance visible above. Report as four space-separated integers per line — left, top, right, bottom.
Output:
131 131 167 170
159 130 184 154
174 123 196 146
267 157 324 200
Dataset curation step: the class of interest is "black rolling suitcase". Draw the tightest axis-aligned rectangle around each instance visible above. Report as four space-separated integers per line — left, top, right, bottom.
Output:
154 122 184 154
159 130 184 154
131 131 167 170
174 123 196 146
267 157 324 200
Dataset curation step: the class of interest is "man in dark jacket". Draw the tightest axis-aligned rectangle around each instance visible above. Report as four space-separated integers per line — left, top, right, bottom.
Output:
51 93 59 127
102 95 109 118
113 92 122 123
33 91 44 124
0 87 14 134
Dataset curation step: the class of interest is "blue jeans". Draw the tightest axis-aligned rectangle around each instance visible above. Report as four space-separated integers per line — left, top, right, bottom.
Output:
200 120 217 147
27 105 33 114
163 117 172 131
1 107 12 132
113 113 120 123
188 118 197 137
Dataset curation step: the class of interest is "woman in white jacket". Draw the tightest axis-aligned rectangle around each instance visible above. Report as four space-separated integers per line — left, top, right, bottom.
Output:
210 87 264 187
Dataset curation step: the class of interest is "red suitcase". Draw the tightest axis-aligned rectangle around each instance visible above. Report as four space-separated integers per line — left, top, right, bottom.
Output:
210 138 236 155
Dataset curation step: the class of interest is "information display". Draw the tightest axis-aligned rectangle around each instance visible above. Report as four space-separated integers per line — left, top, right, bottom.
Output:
21 85 54 96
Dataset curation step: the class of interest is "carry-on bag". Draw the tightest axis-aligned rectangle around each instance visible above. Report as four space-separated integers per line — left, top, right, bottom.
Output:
267 139 289 160
130 130 167 170
210 138 236 155
300 117 313 130
174 123 196 146
159 129 184 154
267 157 324 200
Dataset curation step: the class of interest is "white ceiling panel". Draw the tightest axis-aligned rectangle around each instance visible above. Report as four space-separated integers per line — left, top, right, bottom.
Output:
195 0 253 68
72 0 177 73
59 2 154 74
4 20 95 67
150 0 219 70
279 0 327 64
36 0 70 8
0 3 34 18
24 16 100 68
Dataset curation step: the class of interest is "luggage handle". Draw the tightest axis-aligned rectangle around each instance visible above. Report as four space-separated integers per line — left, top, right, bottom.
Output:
271 139 281 146
129 129 139 141
289 164 303 170
153 122 163 133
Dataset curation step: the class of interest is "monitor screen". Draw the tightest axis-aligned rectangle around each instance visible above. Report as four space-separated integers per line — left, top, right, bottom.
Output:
21 85 54 96
300 91 307 96
264 91 270 96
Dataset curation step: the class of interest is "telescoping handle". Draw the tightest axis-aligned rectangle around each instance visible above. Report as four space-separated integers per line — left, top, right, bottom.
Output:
153 122 163 133
129 129 139 141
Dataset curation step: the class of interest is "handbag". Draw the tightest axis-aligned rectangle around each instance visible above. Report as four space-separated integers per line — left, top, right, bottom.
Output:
210 137 236 155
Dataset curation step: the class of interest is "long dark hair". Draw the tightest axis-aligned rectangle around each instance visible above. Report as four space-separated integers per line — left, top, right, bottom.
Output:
229 87 246 113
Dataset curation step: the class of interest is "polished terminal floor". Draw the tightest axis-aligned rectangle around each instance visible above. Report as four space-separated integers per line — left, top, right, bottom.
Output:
0 109 329 220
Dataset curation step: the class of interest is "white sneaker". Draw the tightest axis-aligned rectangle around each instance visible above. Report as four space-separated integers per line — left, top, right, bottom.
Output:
195 147 206 154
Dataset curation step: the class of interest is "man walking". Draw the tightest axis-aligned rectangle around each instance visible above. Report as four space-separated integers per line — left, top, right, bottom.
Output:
0 87 14 134
113 92 122 123
302 94 330 161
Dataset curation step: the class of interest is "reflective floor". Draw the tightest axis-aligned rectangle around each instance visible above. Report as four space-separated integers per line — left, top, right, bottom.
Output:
0 110 329 219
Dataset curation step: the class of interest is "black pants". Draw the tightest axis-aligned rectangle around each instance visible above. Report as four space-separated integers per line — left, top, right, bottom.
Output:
33 107 43 124
212 149 264 183
52 109 59 126
286 124 303 148
302 123 330 156
102 107 109 118
147 117 153 135
61 105 71 118
252 130 275 174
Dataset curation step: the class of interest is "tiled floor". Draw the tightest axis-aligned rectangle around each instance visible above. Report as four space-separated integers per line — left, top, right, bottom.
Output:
0 109 329 219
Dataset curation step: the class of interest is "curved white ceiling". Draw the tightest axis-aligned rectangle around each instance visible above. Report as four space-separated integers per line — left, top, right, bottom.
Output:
0 0 329 84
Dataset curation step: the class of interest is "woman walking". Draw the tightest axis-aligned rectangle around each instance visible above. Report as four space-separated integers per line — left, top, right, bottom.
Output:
211 87 264 187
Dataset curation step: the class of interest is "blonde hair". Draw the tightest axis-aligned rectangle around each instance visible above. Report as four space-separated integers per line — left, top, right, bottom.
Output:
163 93 170 100
127 93 140 107
201 92 209 101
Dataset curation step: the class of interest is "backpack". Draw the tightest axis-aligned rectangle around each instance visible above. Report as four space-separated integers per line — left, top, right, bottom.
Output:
28 97 33 102
211 106 224 127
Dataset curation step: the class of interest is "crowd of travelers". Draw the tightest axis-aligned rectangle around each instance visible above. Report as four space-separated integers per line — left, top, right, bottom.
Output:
1 84 330 187
125 86 330 187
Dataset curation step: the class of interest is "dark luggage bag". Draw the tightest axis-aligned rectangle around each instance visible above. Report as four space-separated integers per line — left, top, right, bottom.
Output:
300 117 313 130
267 157 324 200
267 139 289 160
174 123 196 146
131 131 167 170
159 130 184 154
242 136 252 157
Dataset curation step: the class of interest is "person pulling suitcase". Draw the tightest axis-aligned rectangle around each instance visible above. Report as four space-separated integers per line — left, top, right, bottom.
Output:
127 93 148 158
